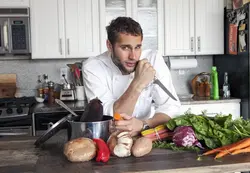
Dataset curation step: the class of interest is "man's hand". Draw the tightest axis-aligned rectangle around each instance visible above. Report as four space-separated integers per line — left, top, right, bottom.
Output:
114 113 144 137
132 59 156 91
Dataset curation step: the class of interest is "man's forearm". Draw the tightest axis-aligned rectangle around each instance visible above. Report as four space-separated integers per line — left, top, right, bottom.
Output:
113 81 143 116
145 113 171 128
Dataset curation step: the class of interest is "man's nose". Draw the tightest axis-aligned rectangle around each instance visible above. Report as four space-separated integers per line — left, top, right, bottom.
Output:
128 50 136 60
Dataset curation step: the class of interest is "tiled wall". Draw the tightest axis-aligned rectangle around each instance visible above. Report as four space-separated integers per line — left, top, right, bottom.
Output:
0 55 212 96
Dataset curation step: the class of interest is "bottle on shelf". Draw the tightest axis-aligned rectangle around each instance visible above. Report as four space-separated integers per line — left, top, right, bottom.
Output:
223 72 231 99
37 75 43 98
211 66 219 100
42 74 49 102
48 81 55 104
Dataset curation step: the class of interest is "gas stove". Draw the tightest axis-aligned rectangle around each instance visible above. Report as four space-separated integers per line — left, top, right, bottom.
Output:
0 96 36 120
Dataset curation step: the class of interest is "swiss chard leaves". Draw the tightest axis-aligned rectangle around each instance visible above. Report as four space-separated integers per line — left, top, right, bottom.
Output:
165 114 249 149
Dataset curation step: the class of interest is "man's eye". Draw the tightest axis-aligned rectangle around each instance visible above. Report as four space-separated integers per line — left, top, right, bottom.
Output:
135 46 141 50
122 46 130 50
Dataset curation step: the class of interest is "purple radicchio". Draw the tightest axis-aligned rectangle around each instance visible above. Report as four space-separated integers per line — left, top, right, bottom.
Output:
173 126 203 149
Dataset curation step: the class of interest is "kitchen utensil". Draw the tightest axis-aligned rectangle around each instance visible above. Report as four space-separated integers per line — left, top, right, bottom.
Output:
67 115 112 142
55 99 78 117
153 77 177 101
60 88 76 101
191 72 210 97
74 67 82 86
62 74 68 84
34 114 77 146
34 114 113 146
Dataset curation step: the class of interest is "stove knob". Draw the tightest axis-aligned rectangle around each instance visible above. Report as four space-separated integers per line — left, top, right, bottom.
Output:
16 107 23 114
6 108 13 114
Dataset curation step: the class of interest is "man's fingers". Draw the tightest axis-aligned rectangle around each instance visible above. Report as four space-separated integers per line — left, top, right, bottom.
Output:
120 113 132 120
115 125 133 131
115 119 130 126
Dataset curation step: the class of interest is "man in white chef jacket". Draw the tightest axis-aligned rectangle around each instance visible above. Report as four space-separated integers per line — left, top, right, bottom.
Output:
82 17 181 136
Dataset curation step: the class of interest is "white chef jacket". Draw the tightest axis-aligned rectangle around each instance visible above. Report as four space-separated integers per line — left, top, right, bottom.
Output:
82 49 181 120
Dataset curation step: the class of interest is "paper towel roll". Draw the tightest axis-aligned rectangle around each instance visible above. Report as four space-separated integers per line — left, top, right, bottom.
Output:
170 58 198 70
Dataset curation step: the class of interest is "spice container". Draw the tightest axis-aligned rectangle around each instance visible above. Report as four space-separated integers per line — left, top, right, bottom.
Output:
48 81 55 104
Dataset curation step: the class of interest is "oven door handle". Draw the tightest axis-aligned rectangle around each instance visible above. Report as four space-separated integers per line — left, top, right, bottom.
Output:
3 20 9 52
0 132 29 136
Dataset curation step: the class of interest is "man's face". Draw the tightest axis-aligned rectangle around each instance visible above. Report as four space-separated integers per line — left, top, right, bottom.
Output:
109 33 142 75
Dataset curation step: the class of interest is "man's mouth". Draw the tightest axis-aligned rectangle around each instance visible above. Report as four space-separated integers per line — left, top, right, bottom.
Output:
126 62 136 68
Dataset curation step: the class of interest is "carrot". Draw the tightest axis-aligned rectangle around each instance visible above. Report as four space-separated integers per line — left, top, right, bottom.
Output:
215 150 231 159
203 138 249 156
203 139 246 156
215 138 250 159
231 146 250 155
202 145 231 156
114 113 123 121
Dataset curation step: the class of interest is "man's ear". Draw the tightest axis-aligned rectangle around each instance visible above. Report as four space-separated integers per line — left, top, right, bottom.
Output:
106 40 112 52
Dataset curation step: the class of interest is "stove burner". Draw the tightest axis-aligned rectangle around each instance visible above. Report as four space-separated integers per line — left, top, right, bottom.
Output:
0 96 36 119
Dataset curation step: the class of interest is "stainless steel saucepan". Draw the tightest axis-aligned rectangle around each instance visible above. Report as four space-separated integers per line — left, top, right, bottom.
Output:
67 115 113 142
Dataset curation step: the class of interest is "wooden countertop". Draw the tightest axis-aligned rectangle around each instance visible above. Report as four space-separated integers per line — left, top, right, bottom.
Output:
1 133 250 173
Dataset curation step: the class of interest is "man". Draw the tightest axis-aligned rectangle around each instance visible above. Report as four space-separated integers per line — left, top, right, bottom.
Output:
82 17 180 136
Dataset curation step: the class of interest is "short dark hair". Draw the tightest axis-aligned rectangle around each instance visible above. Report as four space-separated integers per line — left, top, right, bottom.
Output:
106 17 143 45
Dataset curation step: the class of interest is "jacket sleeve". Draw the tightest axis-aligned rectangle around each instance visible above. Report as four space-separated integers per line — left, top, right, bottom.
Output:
82 60 115 117
151 51 181 118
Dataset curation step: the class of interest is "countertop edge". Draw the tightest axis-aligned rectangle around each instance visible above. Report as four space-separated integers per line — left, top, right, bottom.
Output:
180 98 241 105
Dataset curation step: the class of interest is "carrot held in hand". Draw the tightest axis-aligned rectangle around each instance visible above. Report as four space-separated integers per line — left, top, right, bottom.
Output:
114 113 123 121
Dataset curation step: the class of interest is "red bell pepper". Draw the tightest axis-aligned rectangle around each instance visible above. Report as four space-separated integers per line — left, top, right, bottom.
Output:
93 138 110 162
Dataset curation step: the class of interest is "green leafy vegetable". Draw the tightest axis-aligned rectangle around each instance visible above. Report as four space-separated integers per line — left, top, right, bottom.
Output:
165 113 250 149
153 141 200 152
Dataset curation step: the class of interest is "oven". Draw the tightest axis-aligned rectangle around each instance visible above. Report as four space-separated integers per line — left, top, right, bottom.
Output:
32 110 84 136
0 97 36 136
0 113 32 136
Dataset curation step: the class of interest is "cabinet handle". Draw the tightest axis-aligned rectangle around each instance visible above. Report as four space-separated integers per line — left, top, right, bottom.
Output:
197 36 201 52
67 39 70 55
190 37 194 52
59 38 62 55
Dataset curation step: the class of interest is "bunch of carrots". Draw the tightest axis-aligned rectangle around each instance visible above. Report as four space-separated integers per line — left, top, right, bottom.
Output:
202 137 250 159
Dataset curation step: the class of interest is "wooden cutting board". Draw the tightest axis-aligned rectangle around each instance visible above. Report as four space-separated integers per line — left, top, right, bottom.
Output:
0 74 17 98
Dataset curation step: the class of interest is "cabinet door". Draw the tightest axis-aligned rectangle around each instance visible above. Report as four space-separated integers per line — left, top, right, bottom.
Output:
180 103 241 120
131 0 164 53
100 0 132 53
195 0 224 55
0 0 29 7
64 0 100 58
30 0 65 59
164 0 195 56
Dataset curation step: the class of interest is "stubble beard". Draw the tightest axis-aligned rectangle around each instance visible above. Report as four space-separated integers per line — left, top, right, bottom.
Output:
111 50 135 75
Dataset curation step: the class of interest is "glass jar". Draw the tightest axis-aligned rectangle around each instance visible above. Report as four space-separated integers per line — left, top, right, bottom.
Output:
48 81 55 104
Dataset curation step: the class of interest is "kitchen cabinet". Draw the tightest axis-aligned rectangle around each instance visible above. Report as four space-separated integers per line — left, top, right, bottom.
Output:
0 0 29 7
164 0 195 56
164 0 224 56
99 0 164 53
30 0 100 59
195 0 224 55
179 102 241 120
